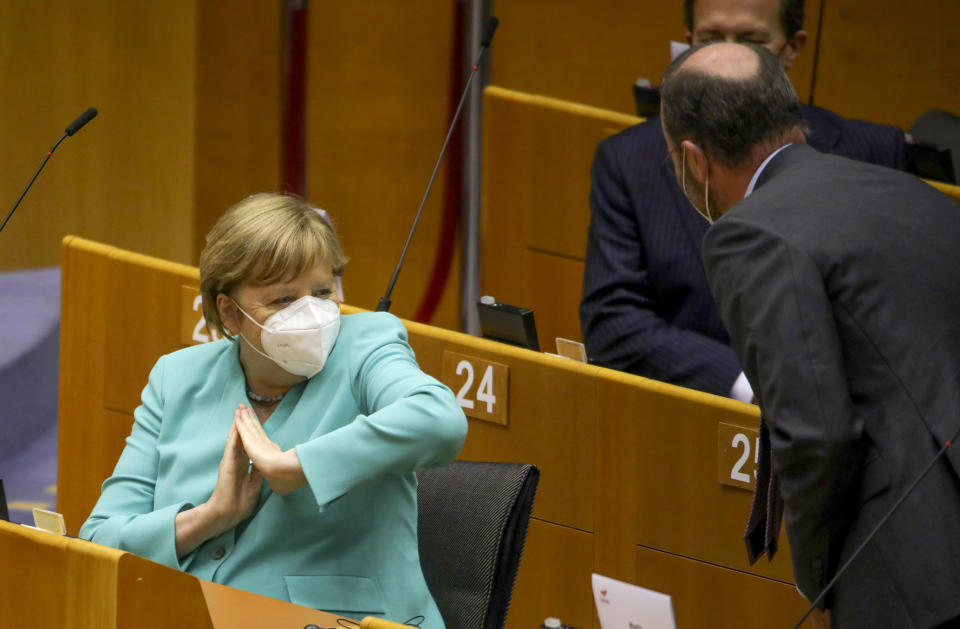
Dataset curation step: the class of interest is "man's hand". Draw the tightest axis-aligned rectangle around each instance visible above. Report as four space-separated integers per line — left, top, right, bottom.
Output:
809 609 832 629
234 403 307 496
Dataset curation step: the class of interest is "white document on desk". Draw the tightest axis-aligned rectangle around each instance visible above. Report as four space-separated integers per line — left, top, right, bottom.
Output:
592 573 676 629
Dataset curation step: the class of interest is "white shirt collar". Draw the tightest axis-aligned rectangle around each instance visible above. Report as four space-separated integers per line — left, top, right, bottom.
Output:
745 143 793 198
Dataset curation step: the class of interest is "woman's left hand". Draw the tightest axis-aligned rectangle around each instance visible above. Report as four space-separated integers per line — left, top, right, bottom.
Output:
234 403 308 496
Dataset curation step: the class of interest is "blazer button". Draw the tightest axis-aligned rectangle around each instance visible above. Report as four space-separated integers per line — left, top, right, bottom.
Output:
210 546 226 560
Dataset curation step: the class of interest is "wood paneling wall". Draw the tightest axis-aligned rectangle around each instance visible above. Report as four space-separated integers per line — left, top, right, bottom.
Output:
489 0 821 111
0 2 197 270
193 4 283 259
5 1 958 314
0 2 282 273
812 0 960 128
305 1 464 330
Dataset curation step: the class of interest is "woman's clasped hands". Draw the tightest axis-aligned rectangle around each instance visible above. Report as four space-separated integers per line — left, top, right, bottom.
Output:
232 403 307 496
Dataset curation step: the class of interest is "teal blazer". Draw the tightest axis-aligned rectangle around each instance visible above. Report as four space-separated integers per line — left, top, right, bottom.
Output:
80 312 467 627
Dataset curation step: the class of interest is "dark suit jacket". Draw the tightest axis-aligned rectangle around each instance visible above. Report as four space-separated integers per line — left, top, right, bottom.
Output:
580 105 905 396
703 143 960 628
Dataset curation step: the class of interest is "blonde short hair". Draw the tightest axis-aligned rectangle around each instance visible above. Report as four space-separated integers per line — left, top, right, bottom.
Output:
199 192 347 338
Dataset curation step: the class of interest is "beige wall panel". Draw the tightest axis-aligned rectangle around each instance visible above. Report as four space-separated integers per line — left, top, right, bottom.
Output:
193 3 283 260
634 546 814 629
0 2 196 271
306 2 462 330
489 0 819 114
812 0 960 129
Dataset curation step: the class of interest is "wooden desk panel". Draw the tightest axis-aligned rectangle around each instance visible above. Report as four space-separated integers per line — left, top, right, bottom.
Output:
930 180 960 204
405 320 599 533
481 86 638 347
1 521 347 628
59 237 112 536
481 85 639 263
0 520 215 629
508 519 596 629
522 249 586 347
596 369 793 583
60 409 134 535
634 546 812 629
103 249 199 415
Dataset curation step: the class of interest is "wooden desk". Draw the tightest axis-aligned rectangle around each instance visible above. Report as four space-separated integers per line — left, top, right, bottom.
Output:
0 520 344 628
59 236 815 628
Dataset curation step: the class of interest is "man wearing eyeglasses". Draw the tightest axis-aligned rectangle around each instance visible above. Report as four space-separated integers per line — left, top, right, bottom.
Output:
579 0 905 400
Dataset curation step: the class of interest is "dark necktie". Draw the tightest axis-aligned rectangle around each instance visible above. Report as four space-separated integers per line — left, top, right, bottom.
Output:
744 418 784 563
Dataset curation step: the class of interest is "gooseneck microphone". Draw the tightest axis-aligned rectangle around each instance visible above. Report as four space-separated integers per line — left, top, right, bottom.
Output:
375 17 499 312
0 107 99 235
791 423 960 628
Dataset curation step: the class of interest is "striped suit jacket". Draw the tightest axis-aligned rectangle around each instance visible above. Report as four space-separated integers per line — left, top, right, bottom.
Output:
579 104 905 396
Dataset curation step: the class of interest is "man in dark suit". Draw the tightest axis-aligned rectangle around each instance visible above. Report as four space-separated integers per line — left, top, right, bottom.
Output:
579 0 905 400
661 41 960 628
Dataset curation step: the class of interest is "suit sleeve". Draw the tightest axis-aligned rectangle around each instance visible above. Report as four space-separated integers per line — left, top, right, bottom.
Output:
871 123 906 171
703 217 865 600
295 315 468 510
78 356 193 570
579 138 743 396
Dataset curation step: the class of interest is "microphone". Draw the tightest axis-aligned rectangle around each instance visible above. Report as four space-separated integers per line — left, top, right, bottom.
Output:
375 17 499 312
0 107 99 235
480 16 499 47
65 107 98 136
790 424 960 628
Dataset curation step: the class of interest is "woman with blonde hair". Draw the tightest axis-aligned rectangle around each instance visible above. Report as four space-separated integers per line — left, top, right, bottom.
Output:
81 192 467 627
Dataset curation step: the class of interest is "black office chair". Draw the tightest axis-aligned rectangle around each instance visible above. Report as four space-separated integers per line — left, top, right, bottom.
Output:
417 461 540 629
908 109 960 183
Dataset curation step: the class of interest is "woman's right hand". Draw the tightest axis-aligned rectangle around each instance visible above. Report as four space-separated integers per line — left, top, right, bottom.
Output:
207 421 264 527
174 423 263 558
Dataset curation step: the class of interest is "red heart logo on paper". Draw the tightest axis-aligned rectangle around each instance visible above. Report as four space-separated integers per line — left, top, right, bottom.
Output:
601 590 607 596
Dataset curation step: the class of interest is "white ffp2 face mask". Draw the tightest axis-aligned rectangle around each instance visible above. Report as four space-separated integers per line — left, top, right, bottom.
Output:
234 296 341 378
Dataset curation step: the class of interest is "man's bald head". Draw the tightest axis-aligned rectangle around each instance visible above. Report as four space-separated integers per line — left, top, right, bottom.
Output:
680 41 760 79
660 41 804 168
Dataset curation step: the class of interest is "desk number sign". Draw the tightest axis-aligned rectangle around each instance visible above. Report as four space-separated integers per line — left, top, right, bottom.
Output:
181 286 220 346
717 422 759 491
441 350 509 426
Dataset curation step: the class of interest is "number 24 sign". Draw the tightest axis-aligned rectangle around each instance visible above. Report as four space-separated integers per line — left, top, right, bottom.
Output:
442 350 509 426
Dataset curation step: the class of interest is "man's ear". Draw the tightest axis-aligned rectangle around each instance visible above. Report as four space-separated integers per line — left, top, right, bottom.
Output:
681 139 709 184
216 293 240 336
781 30 807 70
684 30 693 45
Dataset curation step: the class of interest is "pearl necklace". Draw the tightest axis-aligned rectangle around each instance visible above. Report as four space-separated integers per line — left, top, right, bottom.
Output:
247 390 284 404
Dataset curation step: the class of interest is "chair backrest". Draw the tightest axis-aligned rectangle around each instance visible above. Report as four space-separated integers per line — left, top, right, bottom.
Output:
417 461 540 629
910 109 960 182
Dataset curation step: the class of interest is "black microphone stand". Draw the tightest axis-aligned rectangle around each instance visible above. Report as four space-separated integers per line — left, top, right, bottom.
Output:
376 18 499 313
0 108 98 235
791 425 960 628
